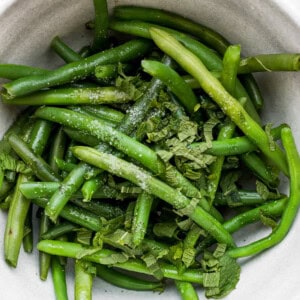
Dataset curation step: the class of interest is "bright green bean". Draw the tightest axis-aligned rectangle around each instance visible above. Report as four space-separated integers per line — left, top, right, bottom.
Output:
175 281 199 300
131 192 153 246
141 60 199 115
75 260 93 300
8 133 61 182
109 20 260 124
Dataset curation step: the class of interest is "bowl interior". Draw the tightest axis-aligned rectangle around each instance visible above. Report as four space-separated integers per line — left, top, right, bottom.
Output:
0 0 299 299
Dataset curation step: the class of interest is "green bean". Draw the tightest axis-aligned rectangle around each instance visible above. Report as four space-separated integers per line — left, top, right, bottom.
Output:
75 260 93 300
29 120 53 156
4 118 53 267
41 222 79 240
96 264 163 291
113 5 229 55
35 106 222 220
51 256 68 300
55 158 76 173
51 36 82 63
238 54 300 73
8 133 61 182
81 174 105 202
196 198 287 254
207 45 241 203
228 127 300 258
175 281 199 300
0 64 49 80
220 45 241 95
190 123 288 156
68 106 118 128
149 28 288 175
131 192 153 246
31 197 102 232
4 175 32 267
63 127 99 147
72 146 235 246
214 189 283 207
241 152 279 187
22 204 33 253
141 60 199 115
3 39 152 98
90 0 109 52
239 74 264 110
35 106 165 221
39 211 52 281
19 181 132 202
94 64 118 80
35 107 165 176
37 240 204 284
0 180 13 201
78 105 125 124
2 87 134 106
49 127 67 176
110 20 260 123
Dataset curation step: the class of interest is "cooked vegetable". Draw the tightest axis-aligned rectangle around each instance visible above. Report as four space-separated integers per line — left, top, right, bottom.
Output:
0 1 299 299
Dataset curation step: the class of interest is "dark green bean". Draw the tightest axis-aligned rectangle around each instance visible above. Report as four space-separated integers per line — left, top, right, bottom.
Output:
3 39 152 98
51 36 82 63
49 127 67 176
8 133 61 182
90 0 109 52
32 197 102 231
41 222 79 240
141 59 199 115
96 264 163 291
241 152 279 187
22 204 33 253
239 74 264 110
113 5 229 55
131 192 153 246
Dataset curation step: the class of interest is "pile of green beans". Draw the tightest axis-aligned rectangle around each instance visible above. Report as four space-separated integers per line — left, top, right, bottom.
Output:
1 1 300 300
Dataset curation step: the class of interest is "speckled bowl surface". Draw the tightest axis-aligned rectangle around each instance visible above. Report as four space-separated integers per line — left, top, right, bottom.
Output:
0 0 299 299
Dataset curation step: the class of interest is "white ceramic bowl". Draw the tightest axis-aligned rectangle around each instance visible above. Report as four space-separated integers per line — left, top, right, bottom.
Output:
0 0 299 299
